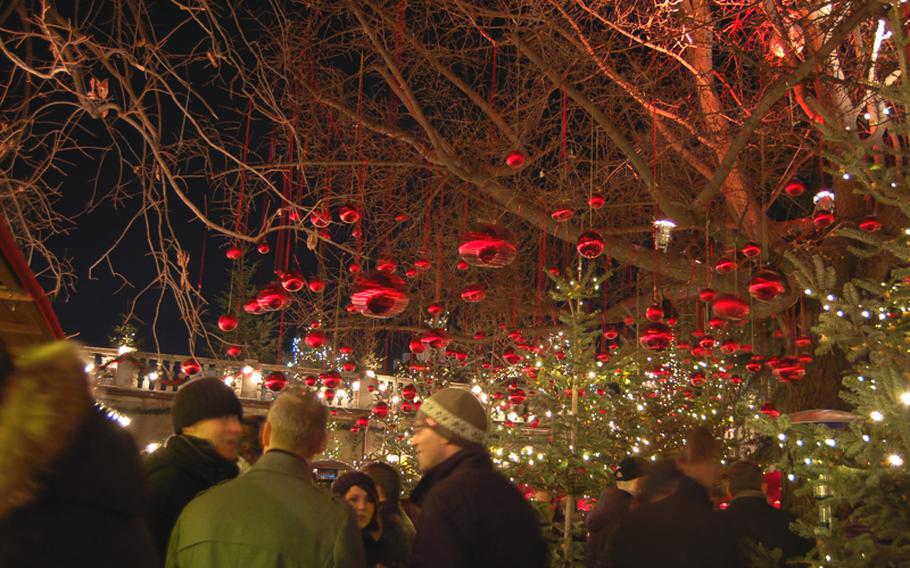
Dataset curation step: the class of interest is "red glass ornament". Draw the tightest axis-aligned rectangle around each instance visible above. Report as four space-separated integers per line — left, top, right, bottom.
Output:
596 352 610 362
348 263 361 274
338 204 361 224
265 371 288 392
226 246 243 260
719 339 739 354
408 338 426 354
456 260 469 271
699 288 716 303
218 314 238 332
181 359 201 376
773 357 805 382
243 299 263 315
760 403 780 418
795 335 811 349
257 242 270 255
404 268 418 278
813 211 835 228
323 389 336 402
746 357 763 372
394 213 409 223
461 284 486 303
355 416 369 429
741 241 761 258
352 229 362 238
676 342 691 350
320 371 342 389
350 271 410 319
712 294 751 320
708 317 727 330
859 216 881 232
412 258 430 271
748 269 787 302
623 315 635 326
645 303 664 322
714 256 736 274
603 328 619 340
547 266 560 276
427 303 443 315
505 150 526 168
341 361 356 372
257 284 291 311
309 209 331 228
372 402 390 419
458 224 518 268
508 388 527 405
577 230 605 259
503 348 523 365
784 180 805 197
729 375 744 384
551 208 574 222
798 354 813 364
226 345 242 357
307 278 325 293
640 322 673 351
690 372 706 387
304 375 318 387
421 328 449 349
401 383 418 401
373 258 395 273
400 400 415 413
698 335 717 349
280 271 306 293
588 194 605 209
473 331 486 340
304 330 329 349
339 346 353 355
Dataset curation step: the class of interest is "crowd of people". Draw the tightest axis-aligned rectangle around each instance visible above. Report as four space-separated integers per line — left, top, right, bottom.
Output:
0 340 813 567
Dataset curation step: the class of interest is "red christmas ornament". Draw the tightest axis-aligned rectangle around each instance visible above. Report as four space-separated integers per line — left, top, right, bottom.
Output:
551 208 574 222
741 241 761 258
320 371 342 389
503 348 523 365
376 258 397 273
795 335 812 349
226 246 243 260
458 224 517 268
784 180 805 197
712 294 751 320
719 339 739 354
355 416 369 428
623 315 635 326
243 299 263 315
401 383 418 401
400 400 415 413
307 278 325 293
394 213 409 223
456 260 469 271
414 258 431 271
304 375 318 387
338 204 361 224
547 266 560 276
280 271 306 293
351 229 362 238
746 357 763 373
813 211 835 228
773 357 805 382
603 328 619 340
577 230 605 259
348 263 361 274
226 345 242 357
304 330 329 349
257 284 291 311
341 361 356 372
588 193 605 209
689 372 706 387
760 402 781 418
748 269 787 302
596 352 610 362
218 314 239 332
323 389 336 402
505 150 526 168
405 268 418 278
372 402 390 419
640 322 673 351
859 216 881 232
645 303 664 322
265 371 288 392
408 338 426 354
698 335 717 349
427 303 443 315
421 328 449 349
339 345 354 355
181 359 201 376
699 288 716 303
708 317 727 330
257 241 270 255
309 209 331 228
350 271 410 319
714 256 736 274
508 388 527 405
460 284 486 303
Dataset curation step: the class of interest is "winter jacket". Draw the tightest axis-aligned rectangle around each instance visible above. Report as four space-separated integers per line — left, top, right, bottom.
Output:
611 474 743 568
722 493 813 564
144 433 239 558
585 487 635 568
165 449 365 568
376 501 416 567
0 341 157 568
408 445 549 568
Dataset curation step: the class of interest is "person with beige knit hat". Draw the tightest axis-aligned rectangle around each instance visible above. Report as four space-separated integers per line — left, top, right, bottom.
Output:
407 388 548 568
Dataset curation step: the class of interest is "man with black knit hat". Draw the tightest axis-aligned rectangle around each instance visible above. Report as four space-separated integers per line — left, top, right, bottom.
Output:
408 387 548 568
145 376 243 560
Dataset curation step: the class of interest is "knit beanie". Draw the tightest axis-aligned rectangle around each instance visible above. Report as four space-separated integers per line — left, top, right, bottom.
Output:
172 376 243 434
416 387 487 446
332 471 381 532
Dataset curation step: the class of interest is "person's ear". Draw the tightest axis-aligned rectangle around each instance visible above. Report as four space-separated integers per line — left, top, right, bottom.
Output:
260 421 272 450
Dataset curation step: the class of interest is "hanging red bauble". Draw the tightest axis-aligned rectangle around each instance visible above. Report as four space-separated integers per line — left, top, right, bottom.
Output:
748 269 787 302
719 339 739 354
798 354 813 364
348 263 361 274
411 259 430 271
714 256 736 274
603 328 619 340
372 402 390 419
257 242 270 255
226 246 243 260
307 278 325 293
426 303 443 315
551 208 574 222
376 258 397 273
689 372 706 387
708 317 727 330
181 359 201 376
859 216 881 232
461 284 486 303
699 288 716 302
639 322 673 351
690 345 707 358
746 357 763 372
304 375 318 387
226 345 242 357
309 209 331 228
741 241 761 258
676 342 691 350
623 315 635 326
784 180 805 197
773 357 805 382
588 194 605 209
458 224 518 268
338 204 361 224
320 371 342 389
795 335 811 349
355 416 369 429
740 343 753 352
503 348 523 365
813 211 835 228
218 314 239 332
352 228 362 238
305 330 329 349
421 328 449 349
404 268 418 278
265 371 288 392
341 361 356 372
507 330 524 341
547 266 560 276
280 271 306 293
508 388 527 405
323 389 336 402
243 299 263 315
577 230 605 259
473 331 486 340
408 338 426 354
760 403 780 418
505 150 526 168
698 335 717 349
456 260 469 271
712 294 751 320
645 303 664 322
257 284 291 311
400 400 415 413
350 271 410 319
394 213 409 223
339 345 353 355
596 352 610 362
401 383 418 401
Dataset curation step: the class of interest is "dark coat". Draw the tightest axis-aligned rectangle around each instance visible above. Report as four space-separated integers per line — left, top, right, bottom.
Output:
723 494 813 563
611 474 743 568
408 445 549 568
586 487 635 568
0 342 157 568
375 501 416 567
144 433 239 558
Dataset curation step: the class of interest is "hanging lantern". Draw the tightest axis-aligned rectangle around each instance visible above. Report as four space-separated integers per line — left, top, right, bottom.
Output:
338 204 361 224
226 246 243 260
812 190 836 228
714 256 736 274
372 402 390 419
309 208 331 228
760 403 781 418
508 388 527 405
305 330 329 349
741 241 761 258
243 298 263 315
320 371 342 389
645 303 664 322
257 284 291 311
748 269 788 302
505 150 526 168
376 258 397 273
551 208 574 222
226 345 242 357
350 271 410 319
257 241 270 255
639 322 673 351
461 284 486 303
181 359 201 376
408 338 426 354
712 294 751 320
265 371 288 392
341 361 356 372
784 180 805 197
458 224 518 268
421 328 449 349
307 277 325 293
699 288 716 303
652 219 676 252
401 383 418 401
280 271 306 293
859 216 881 232
588 194 605 209
719 339 739 354
218 314 239 332
577 230 605 259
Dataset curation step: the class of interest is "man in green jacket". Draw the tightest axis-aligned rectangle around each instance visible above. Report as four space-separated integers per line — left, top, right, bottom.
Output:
165 388 365 568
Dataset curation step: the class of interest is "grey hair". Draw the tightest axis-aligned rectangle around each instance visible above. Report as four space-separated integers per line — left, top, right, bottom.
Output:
266 387 328 456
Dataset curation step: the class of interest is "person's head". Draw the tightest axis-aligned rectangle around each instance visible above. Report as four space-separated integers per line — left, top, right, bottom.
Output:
615 456 649 493
261 387 328 461
173 376 244 461
363 461 402 504
332 471 381 533
410 388 488 472
725 460 764 497
677 426 722 491
239 415 267 466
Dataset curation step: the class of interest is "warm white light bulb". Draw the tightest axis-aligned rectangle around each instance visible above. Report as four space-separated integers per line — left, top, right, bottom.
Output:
900 392 910 406
871 410 884 422
888 454 904 467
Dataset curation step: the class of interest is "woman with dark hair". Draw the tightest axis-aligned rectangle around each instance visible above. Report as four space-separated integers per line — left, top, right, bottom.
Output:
332 471 406 568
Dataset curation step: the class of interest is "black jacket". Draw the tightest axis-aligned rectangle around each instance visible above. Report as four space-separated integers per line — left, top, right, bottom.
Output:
586 487 634 568
375 501 416 567
144 434 239 559
0 342 157 568
408 445 548 568
612 474 743 568
723 494 813 563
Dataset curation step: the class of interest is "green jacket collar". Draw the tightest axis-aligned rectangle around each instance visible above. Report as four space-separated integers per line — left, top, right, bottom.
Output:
253 449 313 481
